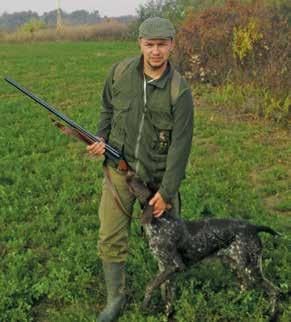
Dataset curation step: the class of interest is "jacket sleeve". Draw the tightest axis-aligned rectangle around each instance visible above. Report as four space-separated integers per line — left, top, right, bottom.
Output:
96 65 117 141
158 89 194 203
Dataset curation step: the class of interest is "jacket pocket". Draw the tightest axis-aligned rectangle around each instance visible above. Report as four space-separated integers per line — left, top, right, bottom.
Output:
150 117 174 155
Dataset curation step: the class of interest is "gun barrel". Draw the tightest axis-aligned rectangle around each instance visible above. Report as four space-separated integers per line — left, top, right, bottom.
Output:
4 76 121 159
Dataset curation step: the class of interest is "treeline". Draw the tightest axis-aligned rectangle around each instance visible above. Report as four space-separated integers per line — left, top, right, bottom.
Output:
0 9 135 31
135 0 290 25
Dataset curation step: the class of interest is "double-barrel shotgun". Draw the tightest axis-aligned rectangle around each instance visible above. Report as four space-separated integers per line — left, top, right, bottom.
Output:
4 76 128 171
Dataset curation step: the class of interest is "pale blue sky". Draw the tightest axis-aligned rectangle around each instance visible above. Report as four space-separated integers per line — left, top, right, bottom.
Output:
0 0 148 17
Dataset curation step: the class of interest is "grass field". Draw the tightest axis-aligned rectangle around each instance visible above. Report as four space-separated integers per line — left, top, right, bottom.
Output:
0 41 290 321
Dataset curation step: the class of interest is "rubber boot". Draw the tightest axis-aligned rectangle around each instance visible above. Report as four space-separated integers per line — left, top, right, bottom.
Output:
97 262 126 322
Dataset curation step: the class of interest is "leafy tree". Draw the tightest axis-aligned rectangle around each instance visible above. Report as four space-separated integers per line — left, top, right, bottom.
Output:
20 19 45 36
136 0 228 25
136 0 165 22
135 0 291 25
19 19 46 38
42 10 67 27
0 9 103 31
0 11 39 31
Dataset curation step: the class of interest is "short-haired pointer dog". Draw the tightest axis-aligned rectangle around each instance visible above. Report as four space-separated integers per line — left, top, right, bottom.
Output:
126 171 281 321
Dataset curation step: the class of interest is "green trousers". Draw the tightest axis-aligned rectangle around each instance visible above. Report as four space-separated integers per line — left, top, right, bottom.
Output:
98 166 180 263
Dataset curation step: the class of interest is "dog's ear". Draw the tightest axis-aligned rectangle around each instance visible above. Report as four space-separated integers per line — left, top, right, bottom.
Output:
125 170 135 184
141 204 154 225
126 175 153 205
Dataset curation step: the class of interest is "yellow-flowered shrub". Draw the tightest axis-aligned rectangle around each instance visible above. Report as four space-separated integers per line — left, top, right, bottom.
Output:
232 19 263 63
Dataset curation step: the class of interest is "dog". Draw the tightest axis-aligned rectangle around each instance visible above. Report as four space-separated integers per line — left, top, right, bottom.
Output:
126 171 281 321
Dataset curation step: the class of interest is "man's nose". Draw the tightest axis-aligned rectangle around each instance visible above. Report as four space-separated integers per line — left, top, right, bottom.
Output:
152 45 159 55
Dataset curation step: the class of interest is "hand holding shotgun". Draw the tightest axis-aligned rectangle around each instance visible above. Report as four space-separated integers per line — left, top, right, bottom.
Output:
87 140 106 157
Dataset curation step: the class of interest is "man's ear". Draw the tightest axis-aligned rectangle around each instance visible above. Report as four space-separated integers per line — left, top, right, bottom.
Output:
170 39 175 51
138 38 142 49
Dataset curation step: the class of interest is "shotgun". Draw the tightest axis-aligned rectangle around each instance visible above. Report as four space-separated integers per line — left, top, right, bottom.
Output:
4 76 128 171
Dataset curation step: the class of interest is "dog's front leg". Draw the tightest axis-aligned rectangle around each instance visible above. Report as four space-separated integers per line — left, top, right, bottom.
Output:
142 264 185 309
158 262 176 317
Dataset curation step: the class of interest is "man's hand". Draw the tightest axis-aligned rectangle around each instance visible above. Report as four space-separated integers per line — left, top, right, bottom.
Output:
149 192 171 217
87 140 105 156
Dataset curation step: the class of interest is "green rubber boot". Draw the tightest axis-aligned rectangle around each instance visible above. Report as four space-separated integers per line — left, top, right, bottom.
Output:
97 262 126 322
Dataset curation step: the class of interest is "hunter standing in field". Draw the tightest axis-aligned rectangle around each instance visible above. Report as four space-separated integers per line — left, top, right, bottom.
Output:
87 17 194 321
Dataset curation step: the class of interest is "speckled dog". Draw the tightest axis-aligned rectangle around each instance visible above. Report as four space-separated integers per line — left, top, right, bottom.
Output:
126 172 281 321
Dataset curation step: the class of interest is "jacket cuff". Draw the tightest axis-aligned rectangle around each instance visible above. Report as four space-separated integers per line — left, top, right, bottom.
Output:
158 187 173 204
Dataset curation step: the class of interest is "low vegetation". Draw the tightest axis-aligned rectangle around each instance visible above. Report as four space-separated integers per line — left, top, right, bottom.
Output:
0 20 131 42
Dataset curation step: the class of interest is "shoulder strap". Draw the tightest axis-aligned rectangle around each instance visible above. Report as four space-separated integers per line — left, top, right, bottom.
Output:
170 69 182 106
113 57 136 83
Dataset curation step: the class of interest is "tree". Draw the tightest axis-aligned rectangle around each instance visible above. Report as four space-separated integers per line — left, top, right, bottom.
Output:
135 0 231 25
136 0 165 23
20 19 45 36
42 10 67 27
69 10 101 25
0 11 39 31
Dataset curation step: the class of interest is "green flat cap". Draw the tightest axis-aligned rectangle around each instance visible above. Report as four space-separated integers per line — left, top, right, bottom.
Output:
139 17 175 39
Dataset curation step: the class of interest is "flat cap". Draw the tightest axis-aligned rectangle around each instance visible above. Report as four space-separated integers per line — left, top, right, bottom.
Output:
139 17 175 39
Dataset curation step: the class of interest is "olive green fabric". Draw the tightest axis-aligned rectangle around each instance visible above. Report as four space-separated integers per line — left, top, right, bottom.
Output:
98 166 135 262
139 17 175 39
97 56 194 204
113 58 183 107
98 166 181 262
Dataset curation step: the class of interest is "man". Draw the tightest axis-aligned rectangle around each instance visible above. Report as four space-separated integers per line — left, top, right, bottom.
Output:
87 17 194 322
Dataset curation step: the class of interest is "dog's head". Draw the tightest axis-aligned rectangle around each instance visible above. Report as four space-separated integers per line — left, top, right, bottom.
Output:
126 171 154 225
126 171 152 204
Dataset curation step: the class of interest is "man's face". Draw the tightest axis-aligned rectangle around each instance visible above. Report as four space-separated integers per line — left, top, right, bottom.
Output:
139 38 174 70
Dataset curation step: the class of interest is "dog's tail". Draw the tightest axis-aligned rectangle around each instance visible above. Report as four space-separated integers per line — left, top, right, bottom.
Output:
255 225 281 236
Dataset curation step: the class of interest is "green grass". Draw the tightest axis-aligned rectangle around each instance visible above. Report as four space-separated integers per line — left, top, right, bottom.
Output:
0 41 290 321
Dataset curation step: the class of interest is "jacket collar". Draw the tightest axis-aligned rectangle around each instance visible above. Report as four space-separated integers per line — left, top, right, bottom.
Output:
136 55 173 89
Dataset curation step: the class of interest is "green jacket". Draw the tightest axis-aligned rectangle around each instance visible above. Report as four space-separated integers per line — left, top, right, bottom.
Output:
97 56 194 203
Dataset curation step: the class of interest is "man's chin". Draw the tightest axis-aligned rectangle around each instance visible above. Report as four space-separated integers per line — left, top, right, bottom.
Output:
148 61 166 70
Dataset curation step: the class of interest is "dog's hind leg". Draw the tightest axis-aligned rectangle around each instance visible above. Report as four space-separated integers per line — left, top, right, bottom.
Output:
237 238 280 320
219 254 249 291
219 237 280 320
248 254 280 321
217 240 253 292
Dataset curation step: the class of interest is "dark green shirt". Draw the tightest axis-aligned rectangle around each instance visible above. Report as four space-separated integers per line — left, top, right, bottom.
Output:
97 56 194 203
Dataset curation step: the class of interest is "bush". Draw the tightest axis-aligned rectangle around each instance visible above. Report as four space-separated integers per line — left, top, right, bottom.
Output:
174 0 290 99
20 19 46 35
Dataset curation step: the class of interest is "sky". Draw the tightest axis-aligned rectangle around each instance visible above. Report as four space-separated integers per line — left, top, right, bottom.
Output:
0 0 148 17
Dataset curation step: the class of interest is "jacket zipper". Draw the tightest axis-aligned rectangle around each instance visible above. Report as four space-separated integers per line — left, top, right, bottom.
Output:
135 76 150 174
